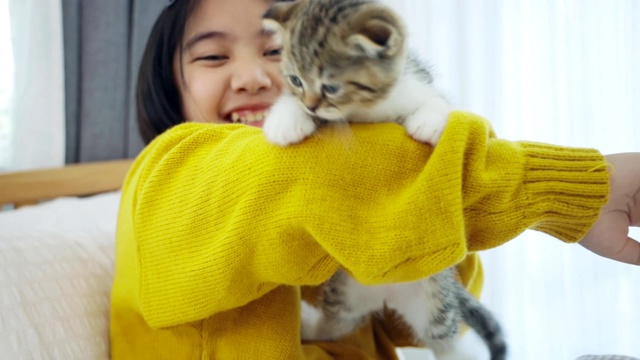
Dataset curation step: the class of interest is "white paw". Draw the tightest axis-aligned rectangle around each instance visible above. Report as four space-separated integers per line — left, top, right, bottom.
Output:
403 99 451 145
263 96 316 146
300 301 322 341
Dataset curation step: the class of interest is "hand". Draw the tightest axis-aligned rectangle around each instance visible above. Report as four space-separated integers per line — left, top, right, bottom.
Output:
579 153 640 265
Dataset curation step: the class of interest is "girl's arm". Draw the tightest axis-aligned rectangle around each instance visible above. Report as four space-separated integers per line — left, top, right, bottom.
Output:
118 111 608 328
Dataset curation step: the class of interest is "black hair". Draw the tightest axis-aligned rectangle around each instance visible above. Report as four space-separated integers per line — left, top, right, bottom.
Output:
136 0 199 144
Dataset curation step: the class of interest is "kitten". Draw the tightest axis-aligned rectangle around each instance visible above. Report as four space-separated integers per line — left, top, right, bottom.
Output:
262 0 451 147
262 1 507 359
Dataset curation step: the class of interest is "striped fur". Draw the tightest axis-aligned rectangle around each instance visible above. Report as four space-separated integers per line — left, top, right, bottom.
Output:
304 268 507 360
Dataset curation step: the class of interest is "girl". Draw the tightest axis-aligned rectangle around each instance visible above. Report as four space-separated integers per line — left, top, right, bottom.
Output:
110 0 640 358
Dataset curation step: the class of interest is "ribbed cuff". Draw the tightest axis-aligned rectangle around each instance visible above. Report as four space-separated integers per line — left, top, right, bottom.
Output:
520 142 610 242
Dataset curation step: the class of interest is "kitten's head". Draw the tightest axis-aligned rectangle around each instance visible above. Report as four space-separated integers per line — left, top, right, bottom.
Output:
263 0 407 121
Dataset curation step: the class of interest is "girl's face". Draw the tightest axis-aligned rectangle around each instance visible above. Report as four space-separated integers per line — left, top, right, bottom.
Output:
175 0 283 127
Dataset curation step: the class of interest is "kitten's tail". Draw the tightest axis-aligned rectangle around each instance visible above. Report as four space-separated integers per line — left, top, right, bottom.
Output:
456 284 507 360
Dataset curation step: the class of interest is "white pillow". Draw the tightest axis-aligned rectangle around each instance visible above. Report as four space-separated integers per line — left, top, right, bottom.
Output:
0 192 121 360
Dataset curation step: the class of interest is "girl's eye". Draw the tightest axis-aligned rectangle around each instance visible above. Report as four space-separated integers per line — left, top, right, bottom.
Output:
264 48 282 57
197 55 228 62
288 75 303 88
322 84 341 96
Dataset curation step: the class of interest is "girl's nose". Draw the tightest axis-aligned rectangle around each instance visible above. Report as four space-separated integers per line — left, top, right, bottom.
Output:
231 61 273 94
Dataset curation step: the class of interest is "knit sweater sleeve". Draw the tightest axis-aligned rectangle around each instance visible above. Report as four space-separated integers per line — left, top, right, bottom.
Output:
122 111 609 328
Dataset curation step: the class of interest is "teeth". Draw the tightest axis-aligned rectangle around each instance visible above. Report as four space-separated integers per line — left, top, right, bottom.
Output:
229 110 267 124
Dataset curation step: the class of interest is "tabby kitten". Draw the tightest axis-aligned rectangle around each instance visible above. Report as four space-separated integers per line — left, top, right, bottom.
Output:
261 0 451 146
262 0 507 359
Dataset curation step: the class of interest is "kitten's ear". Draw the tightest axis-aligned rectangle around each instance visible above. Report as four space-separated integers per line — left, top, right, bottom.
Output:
346 5 405 58
263 0 303 27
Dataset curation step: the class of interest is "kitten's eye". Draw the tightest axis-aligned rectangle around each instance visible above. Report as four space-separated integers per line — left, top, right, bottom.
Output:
288 75 303 88
321 84 341 96
264 48 282 57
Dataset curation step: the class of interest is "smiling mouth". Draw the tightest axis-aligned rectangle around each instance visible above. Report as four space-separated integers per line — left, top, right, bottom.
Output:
227 109 268 124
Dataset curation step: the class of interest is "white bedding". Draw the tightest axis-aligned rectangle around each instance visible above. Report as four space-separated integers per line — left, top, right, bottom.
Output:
0 192 121 360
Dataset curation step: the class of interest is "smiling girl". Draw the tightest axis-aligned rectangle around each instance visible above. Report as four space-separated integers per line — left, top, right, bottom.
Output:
110 0 640 359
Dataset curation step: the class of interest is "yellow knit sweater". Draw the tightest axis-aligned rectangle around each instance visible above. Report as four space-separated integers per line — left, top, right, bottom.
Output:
110 111 609 359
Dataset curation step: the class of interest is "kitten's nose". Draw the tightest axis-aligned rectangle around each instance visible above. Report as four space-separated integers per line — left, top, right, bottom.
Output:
303 95 321 113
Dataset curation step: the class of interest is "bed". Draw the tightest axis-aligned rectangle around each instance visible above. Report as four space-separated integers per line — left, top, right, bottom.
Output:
1 160 638 360
0 160 132 359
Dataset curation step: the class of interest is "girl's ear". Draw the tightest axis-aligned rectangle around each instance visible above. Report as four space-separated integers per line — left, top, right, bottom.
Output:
345 5 406 59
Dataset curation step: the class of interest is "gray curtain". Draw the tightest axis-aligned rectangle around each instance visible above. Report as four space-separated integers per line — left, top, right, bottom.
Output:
62 0 164 163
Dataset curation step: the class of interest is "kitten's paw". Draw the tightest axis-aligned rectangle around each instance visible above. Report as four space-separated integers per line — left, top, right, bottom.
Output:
263 100 316 146
300 301 322 341
403 100 451 145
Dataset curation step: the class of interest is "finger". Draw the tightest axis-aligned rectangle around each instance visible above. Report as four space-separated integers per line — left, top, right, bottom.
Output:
579 212 639 264
612 236 640 265
582 233 640 266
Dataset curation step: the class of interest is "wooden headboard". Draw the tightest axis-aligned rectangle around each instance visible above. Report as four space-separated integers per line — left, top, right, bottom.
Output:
0 159 134 208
